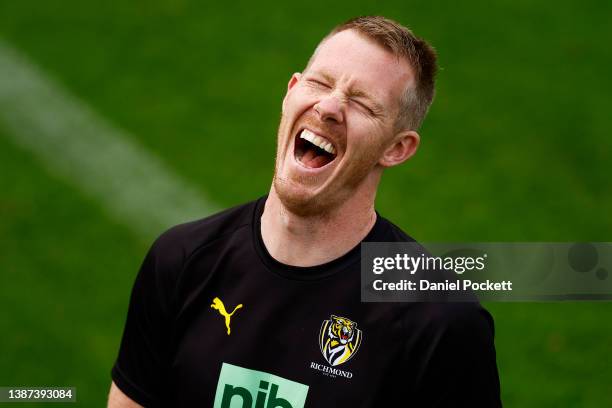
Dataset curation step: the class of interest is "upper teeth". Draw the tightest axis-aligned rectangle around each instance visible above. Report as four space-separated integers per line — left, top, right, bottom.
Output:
300 129 336 155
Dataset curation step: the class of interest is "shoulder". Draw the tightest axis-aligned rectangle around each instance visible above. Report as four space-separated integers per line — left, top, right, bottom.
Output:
152 197 259 258
373 213 417 242
143 197 260 282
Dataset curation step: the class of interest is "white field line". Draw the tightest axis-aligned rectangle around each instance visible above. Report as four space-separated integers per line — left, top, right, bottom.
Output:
0 39 218 238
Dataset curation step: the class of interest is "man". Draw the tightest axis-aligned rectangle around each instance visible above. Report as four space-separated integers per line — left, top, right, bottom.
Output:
109 16 501 407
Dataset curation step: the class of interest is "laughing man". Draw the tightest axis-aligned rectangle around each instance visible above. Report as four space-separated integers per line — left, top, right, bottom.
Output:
109 16 501 407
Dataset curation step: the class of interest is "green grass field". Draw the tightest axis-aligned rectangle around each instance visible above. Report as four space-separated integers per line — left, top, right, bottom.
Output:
1 1 611 406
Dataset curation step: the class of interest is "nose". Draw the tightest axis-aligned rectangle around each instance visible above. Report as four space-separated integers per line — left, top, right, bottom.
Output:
314 93 344 124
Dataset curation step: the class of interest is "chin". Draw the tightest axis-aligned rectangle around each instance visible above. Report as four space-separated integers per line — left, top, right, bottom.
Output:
273 176 335 217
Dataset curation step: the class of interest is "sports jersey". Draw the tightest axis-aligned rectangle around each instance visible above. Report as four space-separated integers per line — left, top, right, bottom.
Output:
111 196 501 407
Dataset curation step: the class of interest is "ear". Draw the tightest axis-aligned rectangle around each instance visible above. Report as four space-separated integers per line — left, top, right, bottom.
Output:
378 130 420 168
288 72 301 90
282 72 302 113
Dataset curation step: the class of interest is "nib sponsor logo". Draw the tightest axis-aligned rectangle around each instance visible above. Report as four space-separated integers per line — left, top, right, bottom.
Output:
214 363 308 408
221 381 292 408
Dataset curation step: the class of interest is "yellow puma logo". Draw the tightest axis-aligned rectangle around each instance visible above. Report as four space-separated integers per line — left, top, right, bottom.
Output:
211 297 243 335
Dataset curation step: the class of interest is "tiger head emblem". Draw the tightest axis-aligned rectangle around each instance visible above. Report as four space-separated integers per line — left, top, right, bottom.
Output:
319 315 363 366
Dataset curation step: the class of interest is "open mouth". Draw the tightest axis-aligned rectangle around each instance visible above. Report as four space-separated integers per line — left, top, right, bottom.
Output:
294 129 338 169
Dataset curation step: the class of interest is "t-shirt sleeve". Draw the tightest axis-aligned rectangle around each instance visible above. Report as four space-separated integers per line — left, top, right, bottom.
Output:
409 304 502 407
111 231 183 407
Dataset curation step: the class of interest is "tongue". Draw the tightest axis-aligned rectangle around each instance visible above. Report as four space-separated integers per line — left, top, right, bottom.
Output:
301 148 330 168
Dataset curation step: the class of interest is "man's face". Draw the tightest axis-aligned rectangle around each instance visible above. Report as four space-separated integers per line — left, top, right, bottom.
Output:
273 29 414 216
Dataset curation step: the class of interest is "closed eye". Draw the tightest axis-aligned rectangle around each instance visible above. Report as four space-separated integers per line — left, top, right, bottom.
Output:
353 99 375 115
307 78 331 89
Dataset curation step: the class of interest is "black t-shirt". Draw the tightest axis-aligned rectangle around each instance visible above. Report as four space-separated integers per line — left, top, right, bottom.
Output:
112 196 501 407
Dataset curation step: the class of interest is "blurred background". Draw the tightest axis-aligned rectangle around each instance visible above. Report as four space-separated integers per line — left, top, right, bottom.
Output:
0 0 610 406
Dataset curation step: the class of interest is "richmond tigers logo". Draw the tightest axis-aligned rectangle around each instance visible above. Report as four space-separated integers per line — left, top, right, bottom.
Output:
319 315 363 366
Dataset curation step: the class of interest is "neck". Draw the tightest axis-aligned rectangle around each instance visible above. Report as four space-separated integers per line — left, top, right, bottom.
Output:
261 185 378 267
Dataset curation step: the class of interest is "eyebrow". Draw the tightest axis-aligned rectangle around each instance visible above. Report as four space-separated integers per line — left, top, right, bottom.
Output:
317 71 385 114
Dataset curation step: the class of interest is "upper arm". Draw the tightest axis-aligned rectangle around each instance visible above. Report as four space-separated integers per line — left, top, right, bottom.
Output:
110 230 184 406
410 303 502 407
107 382 143 408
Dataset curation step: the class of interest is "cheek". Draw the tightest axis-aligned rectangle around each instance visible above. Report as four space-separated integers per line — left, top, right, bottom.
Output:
285 86 319 111
347 120 388 158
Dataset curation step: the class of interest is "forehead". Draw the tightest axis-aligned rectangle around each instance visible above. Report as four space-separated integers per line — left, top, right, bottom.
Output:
308 30 414 107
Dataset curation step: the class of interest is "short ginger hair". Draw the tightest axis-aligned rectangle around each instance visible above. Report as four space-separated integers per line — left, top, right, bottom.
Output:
312 16 438 131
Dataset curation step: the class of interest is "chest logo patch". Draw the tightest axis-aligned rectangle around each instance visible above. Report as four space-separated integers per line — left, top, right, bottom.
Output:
319 315 363 366
211 297 243 335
